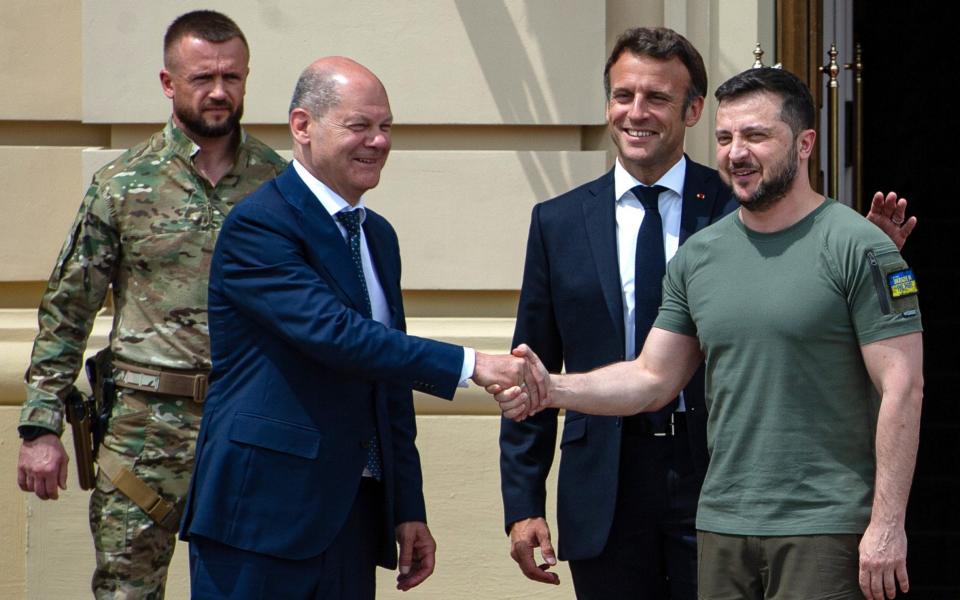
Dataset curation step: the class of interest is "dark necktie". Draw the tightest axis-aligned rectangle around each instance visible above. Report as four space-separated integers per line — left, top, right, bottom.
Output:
335 209 382 480
336 209 372 317
633 185 668 351
632 185 679 427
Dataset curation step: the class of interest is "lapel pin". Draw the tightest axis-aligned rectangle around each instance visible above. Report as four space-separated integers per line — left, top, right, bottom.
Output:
696 192 705 200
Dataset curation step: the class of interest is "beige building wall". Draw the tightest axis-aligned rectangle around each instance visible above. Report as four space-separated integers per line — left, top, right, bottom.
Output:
0 1 769 597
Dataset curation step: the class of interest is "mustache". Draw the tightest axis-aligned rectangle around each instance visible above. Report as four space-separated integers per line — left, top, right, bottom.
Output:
203 99 233 109
730 160 759 170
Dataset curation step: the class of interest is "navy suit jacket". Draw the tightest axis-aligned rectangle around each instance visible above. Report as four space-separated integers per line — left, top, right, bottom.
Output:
181 164 464 565
499 157 736 561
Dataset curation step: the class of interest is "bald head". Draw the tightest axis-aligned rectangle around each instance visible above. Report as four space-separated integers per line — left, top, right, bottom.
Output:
288 57 392 205
288 56 386 118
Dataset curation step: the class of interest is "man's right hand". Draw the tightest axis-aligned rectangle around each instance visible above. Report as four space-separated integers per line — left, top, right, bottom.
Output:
509 517 560 585
17 434 69 500
489 344 553 420
473 351 546 420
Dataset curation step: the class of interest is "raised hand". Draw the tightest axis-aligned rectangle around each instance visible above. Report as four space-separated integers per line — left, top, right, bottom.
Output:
866 191 916 251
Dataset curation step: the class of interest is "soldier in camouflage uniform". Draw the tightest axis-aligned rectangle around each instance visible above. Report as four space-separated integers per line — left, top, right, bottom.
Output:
16 10 286 599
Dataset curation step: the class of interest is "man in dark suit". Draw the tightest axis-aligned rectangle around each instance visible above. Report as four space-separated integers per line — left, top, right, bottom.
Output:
499 28 732 599
181 56 537 600
498 27 914 600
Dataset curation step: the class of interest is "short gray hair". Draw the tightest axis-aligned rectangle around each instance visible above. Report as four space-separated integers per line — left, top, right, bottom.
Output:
288 67 341 117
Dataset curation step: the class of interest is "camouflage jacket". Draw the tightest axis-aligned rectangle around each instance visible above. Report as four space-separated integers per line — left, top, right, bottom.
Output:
22 120 287 434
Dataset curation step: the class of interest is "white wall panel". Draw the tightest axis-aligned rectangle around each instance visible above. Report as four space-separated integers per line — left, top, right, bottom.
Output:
83 0 607 125
0 1 82 120
0 148 89 281
366 150 609 288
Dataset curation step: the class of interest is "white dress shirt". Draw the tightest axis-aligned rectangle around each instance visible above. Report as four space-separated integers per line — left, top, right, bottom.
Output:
613 156 687 409
292 160 474 383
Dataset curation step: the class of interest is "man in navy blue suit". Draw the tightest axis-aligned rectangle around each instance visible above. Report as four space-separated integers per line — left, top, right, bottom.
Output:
181 56 539 599
499 28 731 599
498 27 914 599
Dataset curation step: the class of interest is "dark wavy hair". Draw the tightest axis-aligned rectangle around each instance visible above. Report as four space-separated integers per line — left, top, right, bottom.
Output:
603 27 707 112
714 67 815 136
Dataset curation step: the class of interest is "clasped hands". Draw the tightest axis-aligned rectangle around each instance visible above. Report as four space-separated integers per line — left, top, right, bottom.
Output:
472 345 549 420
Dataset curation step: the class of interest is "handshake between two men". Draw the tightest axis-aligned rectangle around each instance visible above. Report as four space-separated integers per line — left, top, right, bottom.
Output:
480 325 710 423
472 349 551 421
476 345 567 421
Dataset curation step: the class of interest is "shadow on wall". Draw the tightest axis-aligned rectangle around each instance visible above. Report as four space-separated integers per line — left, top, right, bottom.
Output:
454 0 607 203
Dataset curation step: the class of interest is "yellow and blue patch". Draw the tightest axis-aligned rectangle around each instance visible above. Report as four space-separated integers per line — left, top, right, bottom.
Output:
887 268 918 299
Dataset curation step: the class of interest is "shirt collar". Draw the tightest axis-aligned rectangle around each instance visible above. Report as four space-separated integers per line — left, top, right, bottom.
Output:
164 119 201 161
162 118 250 166
292 159 367 223
613 155 686 202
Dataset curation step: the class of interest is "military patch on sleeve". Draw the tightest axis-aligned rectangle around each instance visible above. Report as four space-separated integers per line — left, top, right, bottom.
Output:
887 268 918 299
865 248 920 316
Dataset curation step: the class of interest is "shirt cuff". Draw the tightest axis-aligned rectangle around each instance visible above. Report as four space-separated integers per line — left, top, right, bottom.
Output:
459 347 476 387
18 425 59 441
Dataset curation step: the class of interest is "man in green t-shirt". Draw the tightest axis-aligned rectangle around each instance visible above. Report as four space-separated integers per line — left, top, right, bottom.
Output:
495 68 922 600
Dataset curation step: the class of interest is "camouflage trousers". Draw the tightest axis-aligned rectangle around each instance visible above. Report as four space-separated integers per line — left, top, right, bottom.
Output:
89 387 202 599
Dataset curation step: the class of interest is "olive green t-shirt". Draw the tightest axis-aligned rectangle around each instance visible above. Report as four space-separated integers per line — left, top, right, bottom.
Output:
655 199 921 535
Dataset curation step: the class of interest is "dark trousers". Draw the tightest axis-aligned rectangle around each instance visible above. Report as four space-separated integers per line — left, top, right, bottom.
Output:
697 532 862 600
569 432 703 600
189 478 384 600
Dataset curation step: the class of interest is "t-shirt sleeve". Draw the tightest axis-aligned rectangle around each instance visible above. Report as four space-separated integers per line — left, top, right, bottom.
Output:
846 239 923 345
654 245 698 337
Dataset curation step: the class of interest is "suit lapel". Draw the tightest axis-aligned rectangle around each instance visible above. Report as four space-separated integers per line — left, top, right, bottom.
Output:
679 155 725 243
275 165 370 315
582 170 626 342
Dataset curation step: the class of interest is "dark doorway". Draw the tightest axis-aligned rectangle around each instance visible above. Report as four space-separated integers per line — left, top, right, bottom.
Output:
856 2 959 596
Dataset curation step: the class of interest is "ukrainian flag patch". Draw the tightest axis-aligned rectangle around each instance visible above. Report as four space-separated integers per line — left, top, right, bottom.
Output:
887 268 918 299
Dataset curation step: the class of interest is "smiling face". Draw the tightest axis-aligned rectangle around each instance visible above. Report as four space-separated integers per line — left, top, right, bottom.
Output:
715 91 808 212
161 35 248 140
291 69 392 205
606 53 703 184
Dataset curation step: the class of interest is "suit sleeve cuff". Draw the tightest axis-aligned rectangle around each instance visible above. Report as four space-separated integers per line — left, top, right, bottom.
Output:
458 347 476 388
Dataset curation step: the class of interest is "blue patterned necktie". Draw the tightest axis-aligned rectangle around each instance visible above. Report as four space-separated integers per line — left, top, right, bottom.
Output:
336 209 382 480
632 185 679 425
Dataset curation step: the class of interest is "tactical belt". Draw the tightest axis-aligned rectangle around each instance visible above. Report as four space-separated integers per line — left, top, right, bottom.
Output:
103 360 206 531
97 449 182 533
113 359 209 403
